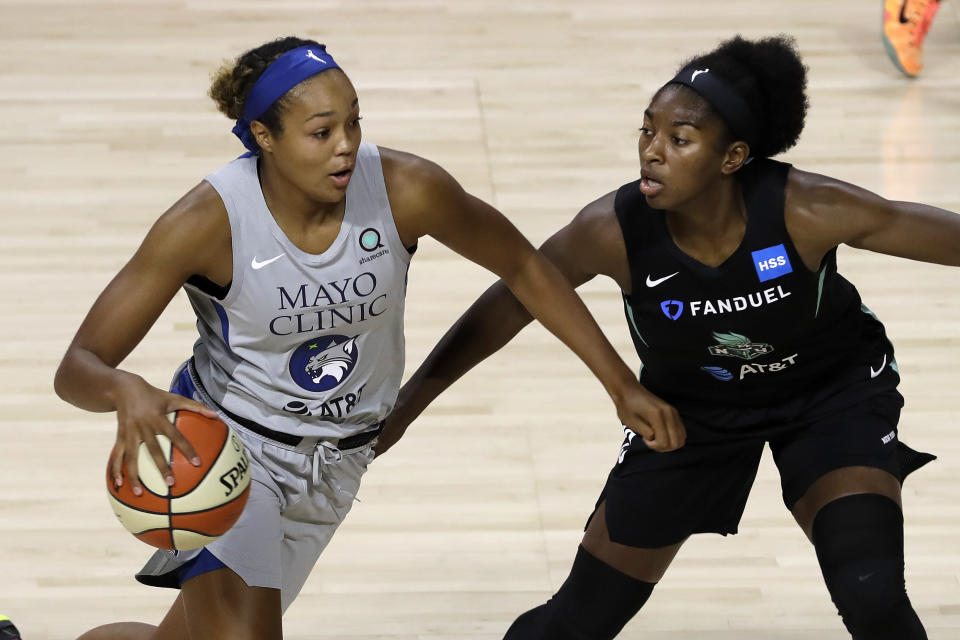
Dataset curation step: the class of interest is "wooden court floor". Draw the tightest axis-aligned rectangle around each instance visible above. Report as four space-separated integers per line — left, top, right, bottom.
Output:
0 1 958 638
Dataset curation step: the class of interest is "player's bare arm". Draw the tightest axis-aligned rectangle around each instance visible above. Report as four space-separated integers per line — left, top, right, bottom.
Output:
54 183 227 493
786 167 960 270
376 169 684 456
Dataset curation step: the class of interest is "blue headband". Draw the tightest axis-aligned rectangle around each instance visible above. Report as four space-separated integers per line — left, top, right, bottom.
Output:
231 45 341 153
666 67 758 151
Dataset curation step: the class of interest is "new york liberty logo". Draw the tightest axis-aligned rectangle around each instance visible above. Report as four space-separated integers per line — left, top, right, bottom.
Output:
707 331 773 360
288 335 360 392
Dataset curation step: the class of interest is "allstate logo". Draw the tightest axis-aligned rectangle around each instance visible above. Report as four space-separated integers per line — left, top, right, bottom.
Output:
288 335 359 392
660 300 684 320
701 366 733 381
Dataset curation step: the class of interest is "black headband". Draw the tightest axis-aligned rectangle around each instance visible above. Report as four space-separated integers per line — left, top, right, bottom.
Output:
666 67 758 150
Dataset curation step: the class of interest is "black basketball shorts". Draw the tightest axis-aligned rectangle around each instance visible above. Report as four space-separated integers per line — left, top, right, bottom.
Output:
593 385 935 549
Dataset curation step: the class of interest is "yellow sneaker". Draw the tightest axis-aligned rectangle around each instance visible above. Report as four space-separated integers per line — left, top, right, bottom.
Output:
883 0 943 77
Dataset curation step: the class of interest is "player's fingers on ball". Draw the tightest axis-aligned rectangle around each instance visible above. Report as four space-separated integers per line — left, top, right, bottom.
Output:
142 423 175 487
168 392 218 420
109 443 125 487
166 423 201 467
162 390 212 416
195 404 220 419
123 448 144 496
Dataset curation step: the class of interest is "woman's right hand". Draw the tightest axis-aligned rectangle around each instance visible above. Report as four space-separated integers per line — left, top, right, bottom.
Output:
110 373 219 496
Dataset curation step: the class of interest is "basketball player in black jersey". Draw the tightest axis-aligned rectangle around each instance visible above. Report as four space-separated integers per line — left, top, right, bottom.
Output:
377 35 959 639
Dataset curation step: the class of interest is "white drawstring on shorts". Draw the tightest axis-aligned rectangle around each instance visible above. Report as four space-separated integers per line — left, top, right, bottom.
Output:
312 440 343 486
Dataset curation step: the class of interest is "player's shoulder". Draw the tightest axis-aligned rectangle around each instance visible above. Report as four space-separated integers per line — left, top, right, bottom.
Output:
553 189 629 287
377 145 440 176
378 146 449 186
785 166 885 231
378 146 458 203
563 190 619 246
785 166 864 211
577 190 618 223
138 181 231 278
154 180 230 241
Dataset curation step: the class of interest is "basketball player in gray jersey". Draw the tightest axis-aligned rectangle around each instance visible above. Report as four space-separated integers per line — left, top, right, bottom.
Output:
190 139 411 439
54 36 685 639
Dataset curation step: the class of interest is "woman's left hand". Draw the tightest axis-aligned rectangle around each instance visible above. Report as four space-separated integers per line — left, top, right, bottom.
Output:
611 382 686 452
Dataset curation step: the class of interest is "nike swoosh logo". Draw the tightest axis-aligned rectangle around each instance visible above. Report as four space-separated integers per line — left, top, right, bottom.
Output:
858 571 876 582
645 272 679 288
870 354 887 379
251 254 285 270
899 0 909 24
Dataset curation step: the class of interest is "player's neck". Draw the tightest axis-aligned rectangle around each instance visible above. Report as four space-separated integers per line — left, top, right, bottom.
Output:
665 177 746 243
258 158 345 224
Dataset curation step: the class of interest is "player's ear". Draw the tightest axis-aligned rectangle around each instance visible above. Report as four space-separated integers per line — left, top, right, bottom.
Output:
251 121 274 154
720 141 750 175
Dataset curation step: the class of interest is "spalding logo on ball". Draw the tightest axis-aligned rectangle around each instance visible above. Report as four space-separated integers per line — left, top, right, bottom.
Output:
106 410 251 550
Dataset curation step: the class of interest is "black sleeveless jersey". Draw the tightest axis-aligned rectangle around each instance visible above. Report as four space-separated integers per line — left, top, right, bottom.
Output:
616 158 895 409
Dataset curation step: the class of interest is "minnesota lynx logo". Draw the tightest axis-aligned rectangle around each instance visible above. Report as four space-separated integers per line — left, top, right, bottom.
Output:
707 332 773 361
289 334 359 392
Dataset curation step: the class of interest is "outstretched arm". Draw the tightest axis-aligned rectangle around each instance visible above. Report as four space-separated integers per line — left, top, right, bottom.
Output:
381 200 612 453
378 157 682 455
786 167 960 269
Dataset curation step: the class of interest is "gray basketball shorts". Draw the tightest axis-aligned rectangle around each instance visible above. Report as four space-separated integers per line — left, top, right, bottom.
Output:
136 362 375 612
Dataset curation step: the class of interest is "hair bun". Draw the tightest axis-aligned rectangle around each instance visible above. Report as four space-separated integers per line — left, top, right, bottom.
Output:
675 35 808 158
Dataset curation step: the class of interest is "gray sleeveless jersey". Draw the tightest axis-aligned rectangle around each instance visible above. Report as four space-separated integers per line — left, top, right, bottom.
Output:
186 142 411 439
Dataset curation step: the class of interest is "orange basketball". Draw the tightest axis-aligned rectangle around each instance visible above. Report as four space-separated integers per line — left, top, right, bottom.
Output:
106 410 251 550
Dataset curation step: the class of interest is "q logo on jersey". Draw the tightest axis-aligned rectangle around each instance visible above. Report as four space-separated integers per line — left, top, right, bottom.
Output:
751 244 793 282
359 228 383 252
289 335 359 392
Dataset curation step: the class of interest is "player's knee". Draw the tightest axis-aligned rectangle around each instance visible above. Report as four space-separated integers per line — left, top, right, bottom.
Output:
503 546 655 640
812 493 926 639
822 556 906 630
